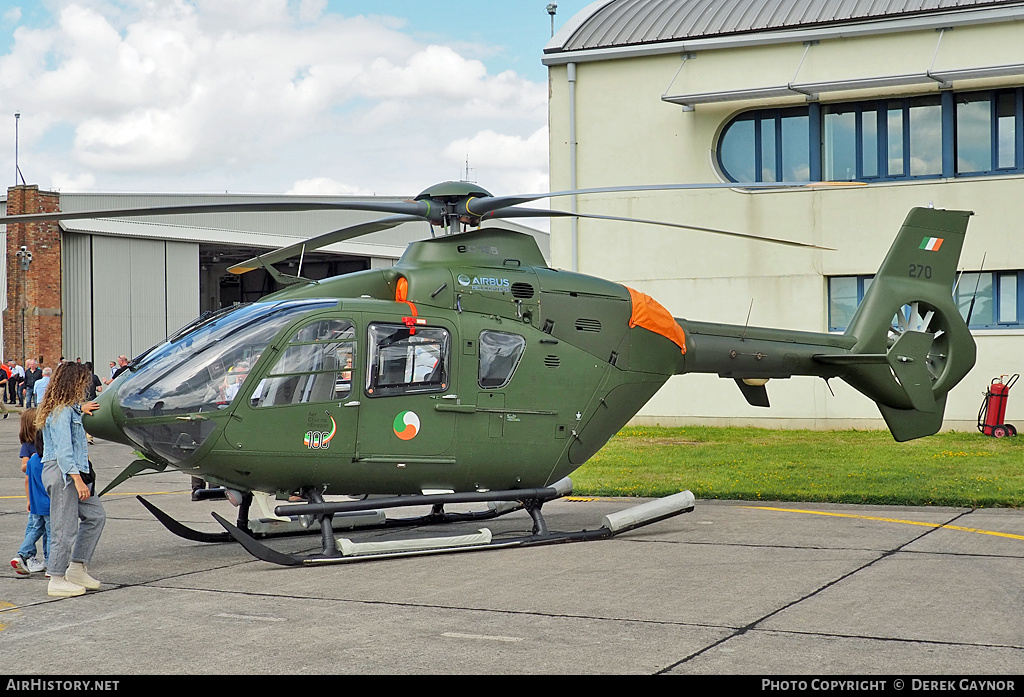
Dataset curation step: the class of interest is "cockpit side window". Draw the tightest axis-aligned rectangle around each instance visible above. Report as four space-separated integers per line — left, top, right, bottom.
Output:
116 299 335 419
252 319 356 408
366 323 449 397
478 331 526 389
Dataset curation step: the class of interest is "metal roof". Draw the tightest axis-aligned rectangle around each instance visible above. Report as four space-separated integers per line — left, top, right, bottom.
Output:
548 0 1024 53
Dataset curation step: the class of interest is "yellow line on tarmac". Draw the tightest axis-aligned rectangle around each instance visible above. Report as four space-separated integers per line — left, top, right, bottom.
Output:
746 506 1024 542
0 601 16 632
103 491 188 497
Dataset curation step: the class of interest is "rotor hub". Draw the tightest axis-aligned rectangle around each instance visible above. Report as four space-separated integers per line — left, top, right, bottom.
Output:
415 182 494 232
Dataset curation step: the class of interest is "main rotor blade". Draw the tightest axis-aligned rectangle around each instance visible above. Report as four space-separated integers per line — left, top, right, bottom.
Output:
0 199 433 225
228 214 424 275
465 181 864 218
485 207 835 250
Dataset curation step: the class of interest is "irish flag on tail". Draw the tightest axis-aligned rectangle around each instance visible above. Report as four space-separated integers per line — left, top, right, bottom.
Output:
919 236 944 251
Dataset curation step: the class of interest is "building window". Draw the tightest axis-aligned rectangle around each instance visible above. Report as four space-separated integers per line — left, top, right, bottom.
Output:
828 272 1024 331
720 88 1024 183
828 276 870 331
956 90 1021 174
955 272 1021 327
719 107 811 182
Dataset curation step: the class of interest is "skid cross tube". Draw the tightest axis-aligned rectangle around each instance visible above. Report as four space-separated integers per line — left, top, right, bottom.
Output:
275 485 565 518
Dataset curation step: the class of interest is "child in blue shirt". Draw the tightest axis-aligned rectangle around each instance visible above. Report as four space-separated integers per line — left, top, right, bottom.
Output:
11 409 49 575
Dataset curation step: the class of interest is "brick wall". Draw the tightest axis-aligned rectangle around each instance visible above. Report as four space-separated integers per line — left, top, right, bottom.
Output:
4 185 62 366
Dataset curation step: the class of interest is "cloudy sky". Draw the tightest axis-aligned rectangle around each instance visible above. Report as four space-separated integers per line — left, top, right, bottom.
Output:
0 0 594 199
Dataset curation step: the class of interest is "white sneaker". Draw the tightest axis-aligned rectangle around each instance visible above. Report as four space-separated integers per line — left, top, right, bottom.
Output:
65 561 101 590
25 557 46 573
11 555 29 576
47 576 86 597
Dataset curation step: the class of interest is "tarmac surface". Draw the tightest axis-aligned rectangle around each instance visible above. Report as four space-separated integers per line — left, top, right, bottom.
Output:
1 410 1022 676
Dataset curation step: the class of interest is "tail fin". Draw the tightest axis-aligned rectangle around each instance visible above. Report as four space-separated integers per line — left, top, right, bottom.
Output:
822 207 976 440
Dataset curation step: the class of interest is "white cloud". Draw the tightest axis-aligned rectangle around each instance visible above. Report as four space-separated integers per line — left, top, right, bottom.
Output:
4 7 22 23
49 171 97 191
286 177 374 196
297 0 327 23
443 126 549 195
0 2 548 196
444 127 548 171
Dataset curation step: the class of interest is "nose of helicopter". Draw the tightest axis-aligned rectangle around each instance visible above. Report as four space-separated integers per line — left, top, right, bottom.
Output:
83 387 133 446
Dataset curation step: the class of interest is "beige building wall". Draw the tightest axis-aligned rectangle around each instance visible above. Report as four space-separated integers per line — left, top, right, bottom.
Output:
548 20 1024 431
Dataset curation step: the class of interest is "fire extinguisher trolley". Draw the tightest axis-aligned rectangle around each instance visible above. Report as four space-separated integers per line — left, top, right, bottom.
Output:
977 374 1019 437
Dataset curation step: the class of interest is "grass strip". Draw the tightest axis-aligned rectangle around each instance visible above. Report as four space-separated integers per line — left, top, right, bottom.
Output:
574 426 1024 507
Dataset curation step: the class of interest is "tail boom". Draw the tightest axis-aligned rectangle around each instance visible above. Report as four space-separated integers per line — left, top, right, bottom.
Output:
672 208 976 441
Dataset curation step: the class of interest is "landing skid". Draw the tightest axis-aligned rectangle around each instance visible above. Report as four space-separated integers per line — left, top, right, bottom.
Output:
138 495 233 543
213 488 697 567
136 494 526 545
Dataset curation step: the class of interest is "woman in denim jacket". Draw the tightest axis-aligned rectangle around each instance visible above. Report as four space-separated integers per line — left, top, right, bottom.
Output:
37 363 102 597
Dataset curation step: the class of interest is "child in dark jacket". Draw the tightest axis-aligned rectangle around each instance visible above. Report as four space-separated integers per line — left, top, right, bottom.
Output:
11 410 49 575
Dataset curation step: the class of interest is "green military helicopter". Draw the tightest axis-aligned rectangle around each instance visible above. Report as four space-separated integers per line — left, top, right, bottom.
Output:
0 182 976 566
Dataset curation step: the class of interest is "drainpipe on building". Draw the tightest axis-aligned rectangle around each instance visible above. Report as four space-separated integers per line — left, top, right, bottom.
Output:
568 62 578 272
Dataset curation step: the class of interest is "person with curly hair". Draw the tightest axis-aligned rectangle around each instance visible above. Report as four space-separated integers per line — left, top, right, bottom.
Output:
37 363 103 597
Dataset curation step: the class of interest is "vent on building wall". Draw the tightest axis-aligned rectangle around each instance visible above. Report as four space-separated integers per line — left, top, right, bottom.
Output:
575 318 602 333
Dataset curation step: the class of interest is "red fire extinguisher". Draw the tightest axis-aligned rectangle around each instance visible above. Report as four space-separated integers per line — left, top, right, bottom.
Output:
977 374 1018 437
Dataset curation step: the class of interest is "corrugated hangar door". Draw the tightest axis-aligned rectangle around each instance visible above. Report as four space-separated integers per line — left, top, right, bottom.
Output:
61 232 93 363
62 234 199 366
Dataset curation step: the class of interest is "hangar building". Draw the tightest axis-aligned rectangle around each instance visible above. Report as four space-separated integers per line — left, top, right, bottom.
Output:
544 0 1024 430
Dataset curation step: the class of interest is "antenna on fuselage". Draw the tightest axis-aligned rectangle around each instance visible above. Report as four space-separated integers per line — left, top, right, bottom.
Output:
740 299 754 341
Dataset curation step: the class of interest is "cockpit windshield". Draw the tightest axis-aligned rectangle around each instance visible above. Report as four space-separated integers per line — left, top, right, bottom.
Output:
117 299 337 419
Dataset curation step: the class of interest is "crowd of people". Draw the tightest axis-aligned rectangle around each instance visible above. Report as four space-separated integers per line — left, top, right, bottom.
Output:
8 355 126 597
0 357 99 410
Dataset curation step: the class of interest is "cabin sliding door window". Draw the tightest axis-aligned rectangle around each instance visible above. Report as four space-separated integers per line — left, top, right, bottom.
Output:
366 323 450 396
478 331 526 389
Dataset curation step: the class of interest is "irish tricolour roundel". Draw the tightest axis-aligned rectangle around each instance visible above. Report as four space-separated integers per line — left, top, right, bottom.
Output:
393 411 420 440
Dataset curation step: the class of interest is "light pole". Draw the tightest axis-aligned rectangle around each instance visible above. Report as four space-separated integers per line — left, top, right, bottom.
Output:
15 246 32 366
14 113 25 186
547 3 557 38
